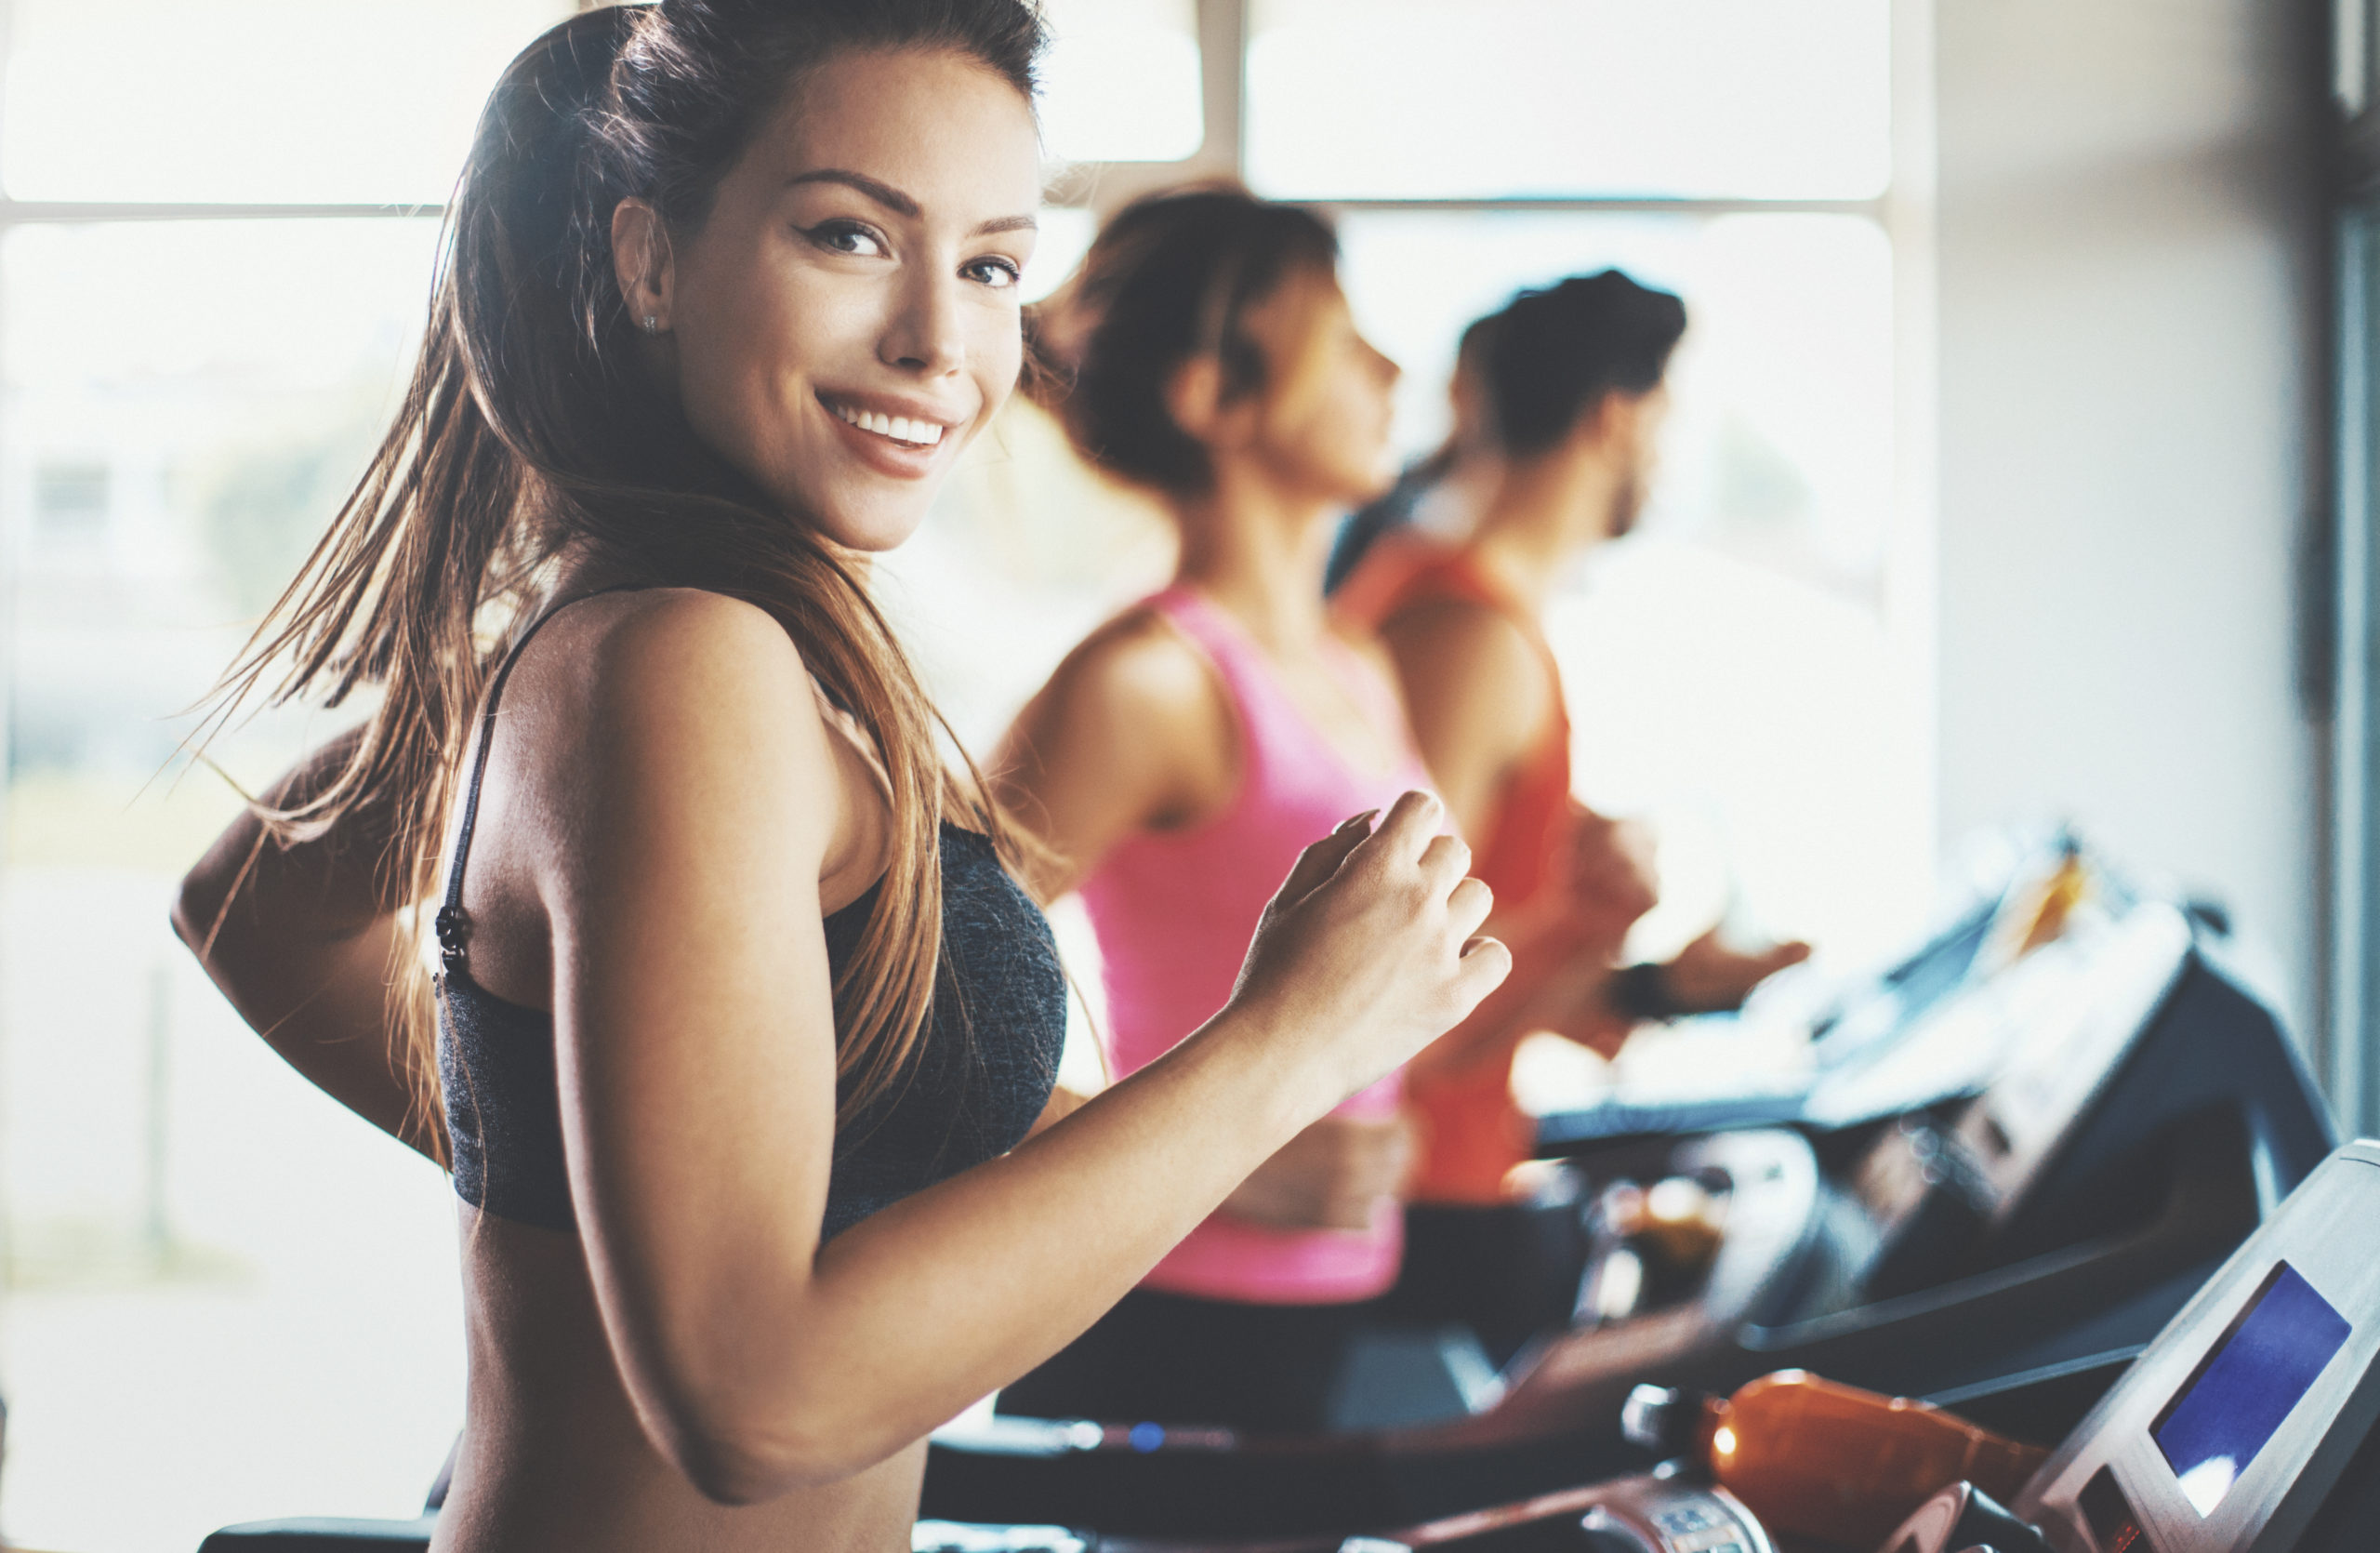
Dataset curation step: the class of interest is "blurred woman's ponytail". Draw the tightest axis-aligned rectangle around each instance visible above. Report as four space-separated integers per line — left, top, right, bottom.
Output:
1040 185 1338 496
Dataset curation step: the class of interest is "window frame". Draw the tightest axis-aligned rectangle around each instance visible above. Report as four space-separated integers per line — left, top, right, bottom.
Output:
2330 0 2380 1139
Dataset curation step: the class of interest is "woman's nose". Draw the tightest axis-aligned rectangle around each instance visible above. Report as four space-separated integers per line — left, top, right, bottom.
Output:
880 270 966 376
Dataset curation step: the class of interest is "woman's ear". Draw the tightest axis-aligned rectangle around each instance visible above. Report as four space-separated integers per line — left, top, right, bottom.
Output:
1164 354 1226 447
612 197 677 335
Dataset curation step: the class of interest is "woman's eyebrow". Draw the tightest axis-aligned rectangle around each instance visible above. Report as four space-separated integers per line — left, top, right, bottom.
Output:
789 167 919 214
787 168 1035 238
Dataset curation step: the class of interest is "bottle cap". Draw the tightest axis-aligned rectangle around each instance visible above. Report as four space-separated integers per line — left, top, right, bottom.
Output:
1621 1383 1712 1457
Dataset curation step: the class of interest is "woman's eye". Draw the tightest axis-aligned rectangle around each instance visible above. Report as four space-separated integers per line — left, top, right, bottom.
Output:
809 221 889 259
964 257 1023 290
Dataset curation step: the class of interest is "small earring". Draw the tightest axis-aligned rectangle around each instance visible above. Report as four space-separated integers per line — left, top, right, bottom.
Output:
641 315 661 335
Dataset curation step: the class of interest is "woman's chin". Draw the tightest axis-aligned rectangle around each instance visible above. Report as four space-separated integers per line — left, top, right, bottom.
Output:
801 499 932 556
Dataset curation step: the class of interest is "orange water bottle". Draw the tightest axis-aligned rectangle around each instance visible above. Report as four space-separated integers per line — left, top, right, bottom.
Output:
1625 1370 2049 1549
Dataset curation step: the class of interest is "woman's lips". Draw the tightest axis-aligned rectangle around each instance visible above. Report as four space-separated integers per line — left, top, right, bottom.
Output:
817 392 959 479
827 397 947 447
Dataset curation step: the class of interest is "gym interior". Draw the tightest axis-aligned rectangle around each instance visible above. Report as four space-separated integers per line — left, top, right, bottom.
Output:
3 2 2378 1552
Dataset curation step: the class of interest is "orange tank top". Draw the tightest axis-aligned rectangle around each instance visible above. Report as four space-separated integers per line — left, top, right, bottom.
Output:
1336 535 1573 1201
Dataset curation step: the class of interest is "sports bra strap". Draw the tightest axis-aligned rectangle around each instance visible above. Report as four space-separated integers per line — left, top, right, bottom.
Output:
435 585 641 977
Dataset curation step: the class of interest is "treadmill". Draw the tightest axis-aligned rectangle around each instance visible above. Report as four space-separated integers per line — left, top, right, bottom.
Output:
1541 828 2126 1153
211 1161 2380 1553
903 1135 2380 1553
922 843 2334 1536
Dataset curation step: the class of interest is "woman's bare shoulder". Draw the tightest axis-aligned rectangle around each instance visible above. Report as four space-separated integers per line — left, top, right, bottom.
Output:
505 588 800 723
570 586 804 683
1041 602 1214 716
503 586 834 810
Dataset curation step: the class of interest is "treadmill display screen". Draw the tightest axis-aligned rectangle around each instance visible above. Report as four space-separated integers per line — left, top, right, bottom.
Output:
2151 1262 2350 1516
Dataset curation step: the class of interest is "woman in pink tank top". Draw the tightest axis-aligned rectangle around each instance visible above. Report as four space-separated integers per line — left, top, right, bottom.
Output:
991 189 1435 1431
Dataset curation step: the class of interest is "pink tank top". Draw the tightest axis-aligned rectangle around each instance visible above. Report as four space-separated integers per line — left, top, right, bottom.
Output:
1078 587 1435 1304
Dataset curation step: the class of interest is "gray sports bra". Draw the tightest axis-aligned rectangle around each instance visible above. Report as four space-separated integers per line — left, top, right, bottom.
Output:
434 591 1066 1236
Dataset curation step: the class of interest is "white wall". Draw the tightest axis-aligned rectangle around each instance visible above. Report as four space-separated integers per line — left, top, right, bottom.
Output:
1933 0 2328 1031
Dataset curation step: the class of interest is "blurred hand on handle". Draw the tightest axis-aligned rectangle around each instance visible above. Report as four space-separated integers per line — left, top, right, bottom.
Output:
1561 803 1659 955
1657 925 1812 1015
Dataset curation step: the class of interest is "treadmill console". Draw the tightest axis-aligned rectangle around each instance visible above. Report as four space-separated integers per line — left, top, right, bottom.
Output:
2016 1140 2380 1553
1835 903 2199 1300
1806 883 2175 1136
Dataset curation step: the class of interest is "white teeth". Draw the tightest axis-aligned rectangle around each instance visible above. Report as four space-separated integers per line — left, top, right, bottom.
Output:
832 400 945 447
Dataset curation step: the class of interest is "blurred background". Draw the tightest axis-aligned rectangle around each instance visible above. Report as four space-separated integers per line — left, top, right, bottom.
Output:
0 0 2360 1546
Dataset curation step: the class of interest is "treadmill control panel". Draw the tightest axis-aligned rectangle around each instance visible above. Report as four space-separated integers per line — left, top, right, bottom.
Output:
1831 902 2197 1301
2016 1141 2380 1553
1341 1477 1774 1553
1636 1491 1761 1551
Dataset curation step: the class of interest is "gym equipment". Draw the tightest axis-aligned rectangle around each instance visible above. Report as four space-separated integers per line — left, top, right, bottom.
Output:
925 841 2333 1535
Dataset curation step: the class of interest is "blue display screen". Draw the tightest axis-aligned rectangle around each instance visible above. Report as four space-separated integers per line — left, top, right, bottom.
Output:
2152 1262 2350 1517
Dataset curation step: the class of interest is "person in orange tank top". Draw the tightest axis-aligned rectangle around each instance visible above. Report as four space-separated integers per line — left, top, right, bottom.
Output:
1338 272 1811 1208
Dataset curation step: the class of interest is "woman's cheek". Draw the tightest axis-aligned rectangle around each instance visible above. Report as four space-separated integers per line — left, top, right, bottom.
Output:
975 318 1026 407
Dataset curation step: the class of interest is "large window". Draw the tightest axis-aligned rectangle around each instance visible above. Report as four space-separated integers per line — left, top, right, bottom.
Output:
1243 0 1891 202
0 10 578 1550
900 0 1930 1014
0 5 1926 1548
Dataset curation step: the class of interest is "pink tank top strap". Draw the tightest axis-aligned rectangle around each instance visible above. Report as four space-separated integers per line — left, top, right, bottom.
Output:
1146 586 1270 717
1147 586 1410 800
1144 585 1301 800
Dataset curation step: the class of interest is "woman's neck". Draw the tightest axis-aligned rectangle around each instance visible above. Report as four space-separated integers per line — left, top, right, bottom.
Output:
545 535 875 608
1170 472 1339 654
544 547 650 604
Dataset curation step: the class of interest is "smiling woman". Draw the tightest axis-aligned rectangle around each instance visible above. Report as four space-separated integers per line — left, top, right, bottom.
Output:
166 5 1506 1552
609 54 1042 550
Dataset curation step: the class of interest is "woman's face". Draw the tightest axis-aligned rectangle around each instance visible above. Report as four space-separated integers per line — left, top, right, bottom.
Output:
1232 270 1401 509
629 48 1041 551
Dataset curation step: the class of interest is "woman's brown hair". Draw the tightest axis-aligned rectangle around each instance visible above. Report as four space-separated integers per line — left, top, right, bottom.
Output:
1039 184 1339 494
195 0 1048 1156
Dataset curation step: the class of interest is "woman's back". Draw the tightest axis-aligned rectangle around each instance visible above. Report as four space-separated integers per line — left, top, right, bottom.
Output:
433 588 1064 1551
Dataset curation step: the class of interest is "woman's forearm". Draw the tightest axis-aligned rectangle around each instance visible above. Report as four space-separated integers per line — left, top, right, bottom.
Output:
173 737 442 1160
660 999 1327 1495
176 888 439 1158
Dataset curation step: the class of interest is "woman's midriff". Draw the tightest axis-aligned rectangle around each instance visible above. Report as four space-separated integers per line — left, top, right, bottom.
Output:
431 1208 925 1553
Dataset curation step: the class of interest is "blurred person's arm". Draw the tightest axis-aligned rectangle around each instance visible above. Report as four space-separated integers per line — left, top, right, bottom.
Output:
172 726 443 1160
1381 598 1802 1044
994 608 1418 1232
1379 598 1638 1065
1376 596 1546 843
991 607 1236 903
1654 926 1811 1015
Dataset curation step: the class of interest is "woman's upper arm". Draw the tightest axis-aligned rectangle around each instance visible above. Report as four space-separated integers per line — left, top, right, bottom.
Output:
991 613 1230 900
538 592 846 1460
